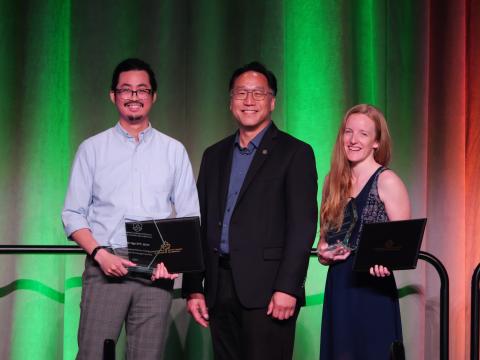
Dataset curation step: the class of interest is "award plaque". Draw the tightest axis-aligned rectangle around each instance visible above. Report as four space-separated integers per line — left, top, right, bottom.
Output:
325 199 358 251
353 218 427 271
117 216 203 277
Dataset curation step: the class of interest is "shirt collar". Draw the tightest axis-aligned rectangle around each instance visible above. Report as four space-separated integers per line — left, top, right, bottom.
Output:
115 122 153 143
234 122 271 151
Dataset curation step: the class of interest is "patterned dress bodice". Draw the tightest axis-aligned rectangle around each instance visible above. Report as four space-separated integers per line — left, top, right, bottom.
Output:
350 166 389 249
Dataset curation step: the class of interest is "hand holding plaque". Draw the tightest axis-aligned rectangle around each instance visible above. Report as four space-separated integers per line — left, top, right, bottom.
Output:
116 216 204 278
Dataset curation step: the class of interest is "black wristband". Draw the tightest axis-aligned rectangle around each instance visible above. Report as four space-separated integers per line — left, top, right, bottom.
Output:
90 246 103 261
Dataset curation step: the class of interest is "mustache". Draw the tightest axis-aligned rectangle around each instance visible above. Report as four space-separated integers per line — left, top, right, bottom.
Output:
124 101 143 107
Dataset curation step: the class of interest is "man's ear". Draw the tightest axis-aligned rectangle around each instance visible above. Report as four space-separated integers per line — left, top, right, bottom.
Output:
270 96 276 112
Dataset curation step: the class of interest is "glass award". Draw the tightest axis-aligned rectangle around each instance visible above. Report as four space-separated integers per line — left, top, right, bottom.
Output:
325 199 358 251
115 216 203 278
113 217 165 277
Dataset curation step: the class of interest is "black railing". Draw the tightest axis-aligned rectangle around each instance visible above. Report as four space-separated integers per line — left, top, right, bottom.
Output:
418 251 449 360
1 246 450 359
0 245 84 254
471 263 480 360
310 249 449 360
103 339 115 360
0 246 116 359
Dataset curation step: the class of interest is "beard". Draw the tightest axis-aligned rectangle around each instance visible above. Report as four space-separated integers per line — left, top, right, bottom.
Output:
127 115 143 122
124 101 144 123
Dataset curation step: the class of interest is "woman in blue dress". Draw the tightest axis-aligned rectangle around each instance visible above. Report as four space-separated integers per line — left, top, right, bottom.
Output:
317 104 410 360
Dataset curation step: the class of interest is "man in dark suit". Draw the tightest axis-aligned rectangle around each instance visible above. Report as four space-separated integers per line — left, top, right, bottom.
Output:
182 61 318 360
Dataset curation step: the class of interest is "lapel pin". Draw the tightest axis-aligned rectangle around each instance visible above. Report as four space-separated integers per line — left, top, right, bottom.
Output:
262 149 268 155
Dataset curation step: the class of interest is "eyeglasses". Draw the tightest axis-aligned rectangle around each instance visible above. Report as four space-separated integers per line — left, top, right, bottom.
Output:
115 88 153 100
230 89 273 101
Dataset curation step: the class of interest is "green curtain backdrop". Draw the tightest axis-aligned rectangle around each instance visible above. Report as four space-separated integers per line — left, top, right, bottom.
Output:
0 0 478 359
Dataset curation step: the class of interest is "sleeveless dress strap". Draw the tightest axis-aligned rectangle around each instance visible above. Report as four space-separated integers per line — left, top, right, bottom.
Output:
351 166 389 248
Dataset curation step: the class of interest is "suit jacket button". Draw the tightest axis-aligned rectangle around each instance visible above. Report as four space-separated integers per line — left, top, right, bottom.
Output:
218 221 222 228
213 248 218 253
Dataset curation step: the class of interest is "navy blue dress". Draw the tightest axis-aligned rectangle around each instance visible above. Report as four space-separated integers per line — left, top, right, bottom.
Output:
320 167 402 360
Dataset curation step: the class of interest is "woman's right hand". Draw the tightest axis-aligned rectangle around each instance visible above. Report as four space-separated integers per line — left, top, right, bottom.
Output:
317 240 351 265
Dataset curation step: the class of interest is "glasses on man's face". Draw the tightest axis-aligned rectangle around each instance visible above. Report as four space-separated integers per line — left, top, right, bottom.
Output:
230 88 273 101
115 88 153 100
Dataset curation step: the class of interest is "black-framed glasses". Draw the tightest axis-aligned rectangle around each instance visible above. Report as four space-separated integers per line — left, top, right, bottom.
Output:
115 88 153 100
230 89 273 101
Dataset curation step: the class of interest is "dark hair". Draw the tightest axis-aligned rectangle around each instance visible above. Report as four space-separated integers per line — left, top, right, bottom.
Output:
229 61 277 95
110 58 157 93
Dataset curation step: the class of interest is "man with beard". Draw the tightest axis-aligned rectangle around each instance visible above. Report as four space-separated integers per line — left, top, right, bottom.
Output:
62 58 199 359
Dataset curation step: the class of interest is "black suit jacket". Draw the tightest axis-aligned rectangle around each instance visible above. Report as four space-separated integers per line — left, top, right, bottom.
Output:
183 123 318 309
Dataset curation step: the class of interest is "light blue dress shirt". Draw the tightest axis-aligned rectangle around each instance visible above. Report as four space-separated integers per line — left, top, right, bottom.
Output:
62 123 200 248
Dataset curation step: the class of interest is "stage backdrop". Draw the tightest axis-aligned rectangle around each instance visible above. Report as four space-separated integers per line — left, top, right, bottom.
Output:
0 0 478 359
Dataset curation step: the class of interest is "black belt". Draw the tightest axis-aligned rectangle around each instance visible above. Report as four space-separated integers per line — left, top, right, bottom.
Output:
218 254 231 269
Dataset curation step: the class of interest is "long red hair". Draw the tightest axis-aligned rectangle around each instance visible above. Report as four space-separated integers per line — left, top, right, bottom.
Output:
320 104 392 234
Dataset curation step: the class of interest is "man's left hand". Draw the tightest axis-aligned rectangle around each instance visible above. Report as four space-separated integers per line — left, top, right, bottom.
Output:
151 262 179 281
267 291 297 320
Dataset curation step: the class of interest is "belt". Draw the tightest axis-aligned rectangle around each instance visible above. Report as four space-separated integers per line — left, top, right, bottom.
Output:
218 254 231 269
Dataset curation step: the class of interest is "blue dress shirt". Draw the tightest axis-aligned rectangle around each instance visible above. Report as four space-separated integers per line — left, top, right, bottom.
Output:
62 123 200 248
219 124 270 254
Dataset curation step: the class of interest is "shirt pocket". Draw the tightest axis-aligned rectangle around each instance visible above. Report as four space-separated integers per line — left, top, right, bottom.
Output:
144 170 174 195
